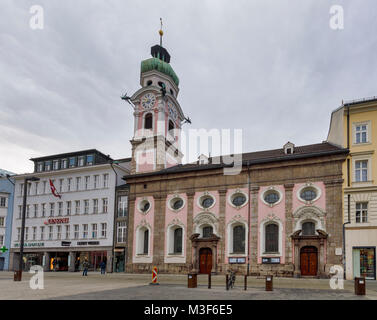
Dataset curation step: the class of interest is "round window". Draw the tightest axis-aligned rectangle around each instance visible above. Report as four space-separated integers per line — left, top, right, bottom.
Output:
139 200 150 213
264 191 280 204
171 198 184 210
201 197 214 209
300 188 317 201
232 194 246 207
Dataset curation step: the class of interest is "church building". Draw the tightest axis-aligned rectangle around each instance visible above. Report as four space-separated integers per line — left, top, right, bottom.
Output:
122 34 349 278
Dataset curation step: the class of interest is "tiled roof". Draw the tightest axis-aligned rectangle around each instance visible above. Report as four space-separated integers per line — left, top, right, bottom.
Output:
124 142 348 179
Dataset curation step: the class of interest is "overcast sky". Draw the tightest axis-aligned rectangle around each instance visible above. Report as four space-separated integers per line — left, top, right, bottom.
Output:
1 0 377 174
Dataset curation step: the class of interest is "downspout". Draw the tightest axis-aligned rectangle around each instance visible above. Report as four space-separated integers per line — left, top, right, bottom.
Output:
343 104 351 279
247 161 251 276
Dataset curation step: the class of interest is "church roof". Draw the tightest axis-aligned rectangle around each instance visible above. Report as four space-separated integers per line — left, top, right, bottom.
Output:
123 142 348 179
141 57 179 86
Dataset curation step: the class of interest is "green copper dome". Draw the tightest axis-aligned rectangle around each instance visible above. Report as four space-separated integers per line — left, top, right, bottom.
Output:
141 57 179 87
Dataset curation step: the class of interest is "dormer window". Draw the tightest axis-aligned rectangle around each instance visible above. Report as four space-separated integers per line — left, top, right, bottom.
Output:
198 154 209 165
283 142 295 155
86 155 94 165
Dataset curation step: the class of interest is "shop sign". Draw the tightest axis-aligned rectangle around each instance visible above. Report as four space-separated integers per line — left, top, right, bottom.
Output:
14 242 45 248
229 257 246 264
77 241 100 246
262 257 280 264
61 241 71 247
44 218 69 225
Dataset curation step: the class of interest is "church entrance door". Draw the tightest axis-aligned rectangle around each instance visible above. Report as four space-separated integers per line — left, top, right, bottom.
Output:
199 248 212 274
300 246 318 276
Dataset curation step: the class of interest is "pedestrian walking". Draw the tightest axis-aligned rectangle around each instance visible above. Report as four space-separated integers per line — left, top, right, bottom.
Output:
100 261 106 275
82 258 89 276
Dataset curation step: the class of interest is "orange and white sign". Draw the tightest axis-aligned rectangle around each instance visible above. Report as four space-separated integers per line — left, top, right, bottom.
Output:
152 266 158 284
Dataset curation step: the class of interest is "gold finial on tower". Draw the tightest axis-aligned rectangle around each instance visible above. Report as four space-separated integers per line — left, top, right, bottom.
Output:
159 18 163 46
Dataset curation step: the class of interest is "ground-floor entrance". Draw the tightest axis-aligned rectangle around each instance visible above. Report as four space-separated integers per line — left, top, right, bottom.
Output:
353 247 376 280
114 249 125 272
0 257 4 270
300 246 318 276
50 252 69 271
199 248 212 274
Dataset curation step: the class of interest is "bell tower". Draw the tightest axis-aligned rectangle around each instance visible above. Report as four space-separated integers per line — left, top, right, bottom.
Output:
127 24 185 174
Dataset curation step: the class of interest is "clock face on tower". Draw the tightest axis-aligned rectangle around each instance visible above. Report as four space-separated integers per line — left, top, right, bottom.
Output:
168 101 178 120
141 93 156 110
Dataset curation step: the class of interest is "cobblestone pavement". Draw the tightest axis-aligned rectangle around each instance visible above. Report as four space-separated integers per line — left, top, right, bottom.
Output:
0 271 375 300
50 284 367 300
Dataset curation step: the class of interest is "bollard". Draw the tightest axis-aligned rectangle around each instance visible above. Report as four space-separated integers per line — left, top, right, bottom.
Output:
354 277 366 295
266 275 273 291
149 266 159 285
208 273 211 289
14 270 22 282
226 274 229 290
244 275 247 290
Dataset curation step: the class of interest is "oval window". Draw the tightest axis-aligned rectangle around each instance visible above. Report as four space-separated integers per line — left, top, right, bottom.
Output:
201 197 214 209
232 194 246 207
139 200 150 213
264 191 280 204
172 198 184 210
300 188 317 201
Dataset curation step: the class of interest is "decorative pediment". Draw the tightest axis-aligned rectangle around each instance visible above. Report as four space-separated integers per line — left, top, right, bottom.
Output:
293 206 326 219
193 212 218 225
137 219 151 230
227 214 247 226
167 218 184 228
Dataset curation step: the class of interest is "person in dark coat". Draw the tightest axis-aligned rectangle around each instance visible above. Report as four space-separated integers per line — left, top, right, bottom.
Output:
82 259 89 276
100 261 106 274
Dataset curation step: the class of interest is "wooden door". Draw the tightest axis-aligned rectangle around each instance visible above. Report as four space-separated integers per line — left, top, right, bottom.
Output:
199 248 212 274
300 246 318 276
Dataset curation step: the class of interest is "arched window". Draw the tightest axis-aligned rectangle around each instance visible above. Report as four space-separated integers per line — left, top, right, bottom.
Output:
233 225 245 253
173 228 183 254
143 229 149 254
144 113 153 130
168 120 175 132
202 226 213 238
302 222 315 236
265 224 279 253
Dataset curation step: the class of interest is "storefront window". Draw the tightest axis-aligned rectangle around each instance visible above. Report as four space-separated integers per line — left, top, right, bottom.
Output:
353 247 375 280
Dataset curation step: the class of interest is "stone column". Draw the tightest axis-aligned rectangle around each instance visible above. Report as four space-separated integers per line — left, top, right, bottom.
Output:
152 193 167 271
43 252 50 272
324 178 344 271
211 242 217 274
319 239 325 278
218 188 227 271
126 194 136 273
249 185 259 274
186 190 195 271
191 242 198 273
284 183 294 264
68 252 75 272
293 242 300 277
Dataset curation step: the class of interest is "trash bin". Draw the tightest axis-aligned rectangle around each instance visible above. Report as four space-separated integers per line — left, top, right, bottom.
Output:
188 273 197 288
266 275 273 291
14 271 22 281
355 277 366 295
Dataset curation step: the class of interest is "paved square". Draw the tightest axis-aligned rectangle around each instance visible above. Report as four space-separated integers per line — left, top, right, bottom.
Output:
0 272 374 300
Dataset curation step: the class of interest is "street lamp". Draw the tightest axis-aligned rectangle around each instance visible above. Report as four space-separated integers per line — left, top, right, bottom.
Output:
14 176 40 281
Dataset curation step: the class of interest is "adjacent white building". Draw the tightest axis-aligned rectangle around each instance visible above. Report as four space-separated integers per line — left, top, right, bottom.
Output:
9 149 130 272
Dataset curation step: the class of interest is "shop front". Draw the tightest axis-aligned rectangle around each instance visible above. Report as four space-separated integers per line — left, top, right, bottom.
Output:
75 251 107 271
114 248 126 272
49 252 69 271
353 247 376 280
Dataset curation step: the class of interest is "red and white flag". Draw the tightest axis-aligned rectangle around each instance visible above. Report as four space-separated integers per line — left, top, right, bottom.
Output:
49 179 61 199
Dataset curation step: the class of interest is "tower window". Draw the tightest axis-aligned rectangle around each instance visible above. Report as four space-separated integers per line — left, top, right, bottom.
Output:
147 80 152 86
170 89 174 96
168 120 175 132
144 113 153 129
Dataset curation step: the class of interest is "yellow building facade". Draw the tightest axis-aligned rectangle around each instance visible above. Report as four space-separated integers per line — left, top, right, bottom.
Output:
327 97 377 280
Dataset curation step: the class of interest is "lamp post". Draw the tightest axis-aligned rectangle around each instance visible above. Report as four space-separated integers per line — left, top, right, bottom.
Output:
14 176 40 281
